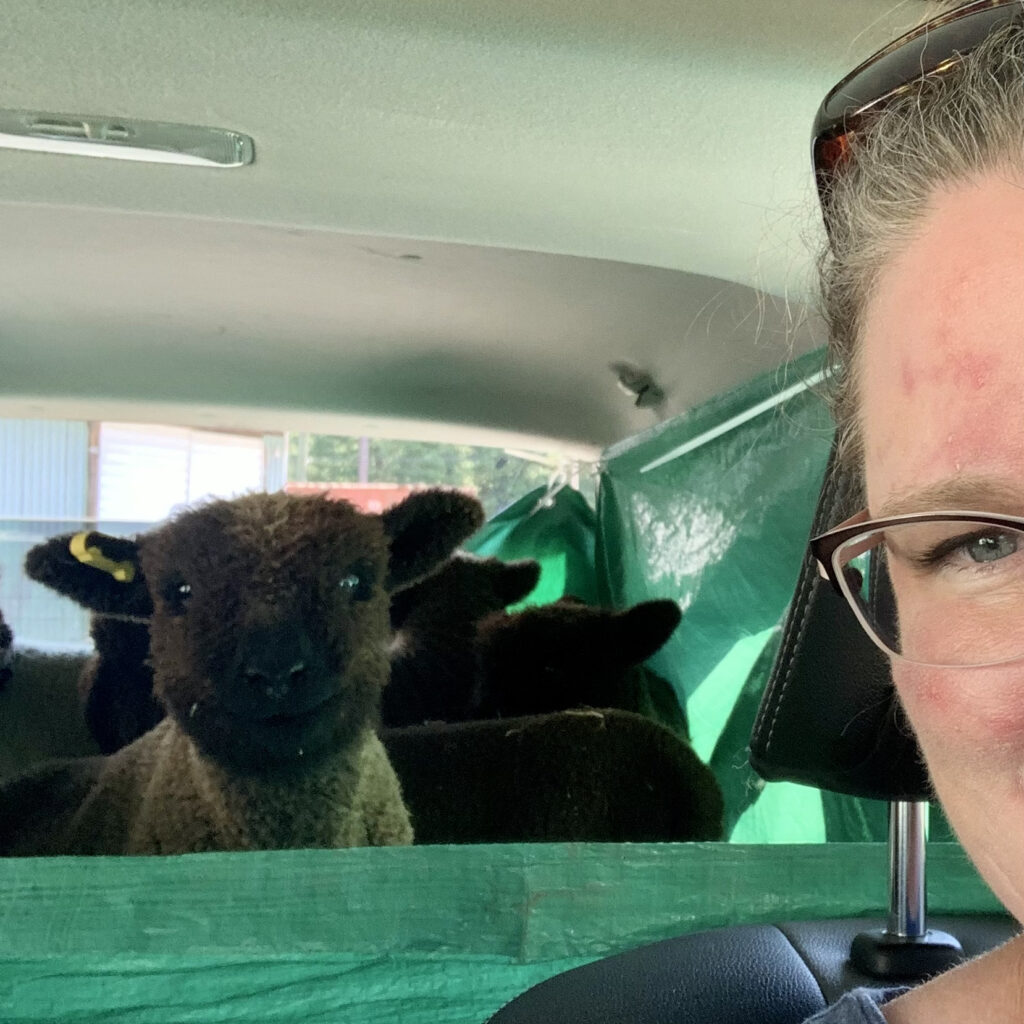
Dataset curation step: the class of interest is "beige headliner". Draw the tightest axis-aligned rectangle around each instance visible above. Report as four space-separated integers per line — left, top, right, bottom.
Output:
0 0 917 455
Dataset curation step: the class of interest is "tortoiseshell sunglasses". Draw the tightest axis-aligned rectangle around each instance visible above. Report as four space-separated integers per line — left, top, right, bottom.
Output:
813 0 1024 222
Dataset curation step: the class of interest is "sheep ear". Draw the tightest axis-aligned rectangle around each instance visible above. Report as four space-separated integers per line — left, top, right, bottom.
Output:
381 490 485 590
493 559 541 606
612 600 682 665
24 532 153 618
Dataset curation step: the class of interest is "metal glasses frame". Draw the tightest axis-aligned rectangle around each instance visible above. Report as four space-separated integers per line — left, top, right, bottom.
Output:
812 508 1024 667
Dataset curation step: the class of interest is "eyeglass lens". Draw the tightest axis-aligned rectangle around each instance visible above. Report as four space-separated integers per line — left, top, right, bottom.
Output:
834 518 1024 667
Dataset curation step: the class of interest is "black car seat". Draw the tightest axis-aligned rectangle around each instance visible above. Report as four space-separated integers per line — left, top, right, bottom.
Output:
486 443 1017 1024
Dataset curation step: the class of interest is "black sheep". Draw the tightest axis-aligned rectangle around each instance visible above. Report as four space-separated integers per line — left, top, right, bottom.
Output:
1 489 483 855
473 596 689 739
384 554 540 726
24 529 158 753
382 708 721 843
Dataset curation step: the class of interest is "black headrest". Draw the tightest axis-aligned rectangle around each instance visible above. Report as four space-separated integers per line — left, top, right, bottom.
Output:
748 441 931 801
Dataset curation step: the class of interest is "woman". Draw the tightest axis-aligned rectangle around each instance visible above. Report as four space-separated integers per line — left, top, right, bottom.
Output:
804 1 1024 1021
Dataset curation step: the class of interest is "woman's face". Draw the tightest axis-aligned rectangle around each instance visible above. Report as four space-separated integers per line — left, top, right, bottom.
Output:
860 171 1024 921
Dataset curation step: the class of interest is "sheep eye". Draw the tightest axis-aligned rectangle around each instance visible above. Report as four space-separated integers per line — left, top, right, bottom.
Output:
339 569 374 601
163 579 192 616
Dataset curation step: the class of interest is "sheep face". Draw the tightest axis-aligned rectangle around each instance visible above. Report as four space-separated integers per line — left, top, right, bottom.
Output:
474 598 682 718
142 493 391 773
384 556 540 726
21 488 484 766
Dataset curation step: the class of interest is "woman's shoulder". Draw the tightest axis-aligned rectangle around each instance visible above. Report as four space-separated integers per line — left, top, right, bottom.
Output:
803 988 909 1023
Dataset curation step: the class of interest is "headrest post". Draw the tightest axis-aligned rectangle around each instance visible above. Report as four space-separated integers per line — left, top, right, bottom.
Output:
850 799 964 979
888 800 927 938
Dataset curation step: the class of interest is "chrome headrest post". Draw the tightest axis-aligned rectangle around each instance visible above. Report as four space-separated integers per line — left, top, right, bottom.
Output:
889 800 927 938
850 800 963 979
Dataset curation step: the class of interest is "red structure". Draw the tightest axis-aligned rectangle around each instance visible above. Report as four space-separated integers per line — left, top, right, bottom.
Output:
283 482 417 514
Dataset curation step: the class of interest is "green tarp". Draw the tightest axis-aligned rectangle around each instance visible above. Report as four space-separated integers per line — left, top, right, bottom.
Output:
466 350 937 843
464 485 598 608
0 844 1003 1024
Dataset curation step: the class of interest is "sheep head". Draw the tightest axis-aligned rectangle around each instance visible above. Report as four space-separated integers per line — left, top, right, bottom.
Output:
25 489 483 772
383 555 541 725
142 492 393 772
473 597 682 718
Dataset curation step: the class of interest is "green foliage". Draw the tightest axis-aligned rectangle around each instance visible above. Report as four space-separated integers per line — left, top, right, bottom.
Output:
288 434 361 483
288 434 569 518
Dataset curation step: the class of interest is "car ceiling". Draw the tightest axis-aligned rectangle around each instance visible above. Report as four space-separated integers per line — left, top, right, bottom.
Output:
0 0 917 458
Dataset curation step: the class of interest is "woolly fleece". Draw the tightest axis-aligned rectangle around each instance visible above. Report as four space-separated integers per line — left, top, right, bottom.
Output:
1 489 483 855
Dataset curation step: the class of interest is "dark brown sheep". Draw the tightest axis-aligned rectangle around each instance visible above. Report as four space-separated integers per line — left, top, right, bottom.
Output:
382 709 722 843
0 488 483 855
23 494 491 754
472 597 687 737
384 554 540 726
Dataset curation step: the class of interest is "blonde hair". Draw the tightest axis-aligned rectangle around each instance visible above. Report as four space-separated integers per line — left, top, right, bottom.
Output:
820 13 1024 470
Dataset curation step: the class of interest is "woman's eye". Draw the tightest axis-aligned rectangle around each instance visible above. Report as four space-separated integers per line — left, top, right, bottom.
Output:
917 530 1021 570
964 531 1018 564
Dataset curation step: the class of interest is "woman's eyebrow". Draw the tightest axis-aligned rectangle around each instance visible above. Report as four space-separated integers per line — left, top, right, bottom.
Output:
877 477 1024 518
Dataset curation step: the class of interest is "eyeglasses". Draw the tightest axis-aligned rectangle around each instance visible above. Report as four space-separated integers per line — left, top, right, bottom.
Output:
813 0 1024 219
812 509 1024 668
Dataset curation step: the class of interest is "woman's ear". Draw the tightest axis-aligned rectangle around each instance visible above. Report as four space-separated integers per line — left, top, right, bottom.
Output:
24 531 153 618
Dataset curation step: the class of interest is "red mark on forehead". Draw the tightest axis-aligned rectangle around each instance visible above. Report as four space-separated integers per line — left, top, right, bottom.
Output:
948 348 992 391
900 359 916 397
897 344 999 396
862 174 1024 507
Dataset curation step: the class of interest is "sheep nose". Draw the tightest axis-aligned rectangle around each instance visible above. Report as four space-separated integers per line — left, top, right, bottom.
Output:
238 621 316 704
244 661 308 702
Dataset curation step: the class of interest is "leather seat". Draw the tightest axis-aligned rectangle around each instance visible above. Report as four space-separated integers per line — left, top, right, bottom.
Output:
487 917 1015 1024
486 443 1018 1023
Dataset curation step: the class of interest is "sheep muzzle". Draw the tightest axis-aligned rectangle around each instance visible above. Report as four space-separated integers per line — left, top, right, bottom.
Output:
225 619 338 721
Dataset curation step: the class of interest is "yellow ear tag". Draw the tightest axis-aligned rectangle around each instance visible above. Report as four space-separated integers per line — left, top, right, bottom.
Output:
68 532 136 584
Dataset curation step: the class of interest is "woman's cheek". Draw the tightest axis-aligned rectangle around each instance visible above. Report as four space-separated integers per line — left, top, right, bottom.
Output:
893 661 1024 764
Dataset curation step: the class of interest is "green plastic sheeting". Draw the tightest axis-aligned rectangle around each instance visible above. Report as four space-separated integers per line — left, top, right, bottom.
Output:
0 843 1004 1023
0 356 995 1023
597 349 831 712
463 351 930 843
464 485 598 607
596 350 897 842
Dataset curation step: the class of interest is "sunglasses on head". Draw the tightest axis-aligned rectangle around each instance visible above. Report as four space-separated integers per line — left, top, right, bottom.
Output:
813 0 1024 218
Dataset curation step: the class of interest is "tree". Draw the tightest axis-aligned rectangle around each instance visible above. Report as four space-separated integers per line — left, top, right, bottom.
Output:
288 434 585 519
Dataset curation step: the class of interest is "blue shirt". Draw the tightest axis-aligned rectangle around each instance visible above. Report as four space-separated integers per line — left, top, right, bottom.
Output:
804 988 908 1023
